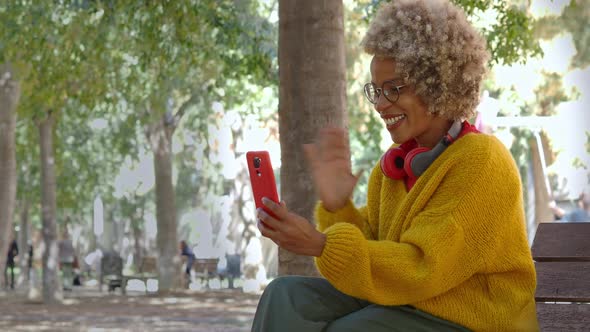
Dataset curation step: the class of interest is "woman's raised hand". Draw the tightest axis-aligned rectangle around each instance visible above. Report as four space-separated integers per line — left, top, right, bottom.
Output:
303 127 361 212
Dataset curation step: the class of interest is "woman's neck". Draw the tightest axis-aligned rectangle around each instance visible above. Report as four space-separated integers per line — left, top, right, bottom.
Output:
415 119 455 148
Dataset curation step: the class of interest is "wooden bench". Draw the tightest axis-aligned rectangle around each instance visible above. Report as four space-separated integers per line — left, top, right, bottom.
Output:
193 258 219 288
531 222 590 331
122 256 158 294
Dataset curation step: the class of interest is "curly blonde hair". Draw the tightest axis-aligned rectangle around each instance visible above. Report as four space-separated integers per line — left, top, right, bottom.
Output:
361 0 490 120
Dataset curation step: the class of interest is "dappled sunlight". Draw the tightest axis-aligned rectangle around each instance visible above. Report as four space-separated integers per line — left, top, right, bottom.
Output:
146 297 191 305
146 279 158 292
62 298 81 305
0 284 259 331
207 278 222 289
112 150 155 198
538 34 576 73
484 4 589 203
125 279 147 292
492 62 544 104
530 0 570 17
93 196 104 237
545 102 590 197
563 67 590 101
2 0 587 330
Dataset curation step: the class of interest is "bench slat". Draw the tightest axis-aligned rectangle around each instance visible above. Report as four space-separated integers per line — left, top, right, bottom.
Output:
532 223 590 262
537 303 590 332
193 258 219 274
535 262 590 302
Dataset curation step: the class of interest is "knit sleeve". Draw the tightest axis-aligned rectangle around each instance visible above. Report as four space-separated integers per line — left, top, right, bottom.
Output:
315 136 534 306
314 201 373 239
315 212 471 305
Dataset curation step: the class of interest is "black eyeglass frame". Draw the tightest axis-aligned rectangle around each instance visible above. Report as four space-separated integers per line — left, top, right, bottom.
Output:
363 80 407 105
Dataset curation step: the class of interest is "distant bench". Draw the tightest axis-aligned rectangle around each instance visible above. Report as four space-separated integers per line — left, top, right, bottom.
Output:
99 254 157 294
122 256 158 295
188 255 241 288
193 258 219 288
531 222 590 331
102 254 241 292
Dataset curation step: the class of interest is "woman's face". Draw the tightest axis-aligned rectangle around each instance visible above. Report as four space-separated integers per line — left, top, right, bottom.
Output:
369 56 451 147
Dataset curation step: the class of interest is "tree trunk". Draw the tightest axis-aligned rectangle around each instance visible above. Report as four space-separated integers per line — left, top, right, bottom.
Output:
148 116 179 292
39 112 62 303
18 199 31 285
278 0 347 275
104 208 116 251
132 203 145 269
530 135 554 224
0 63 20 290
132 220 143 269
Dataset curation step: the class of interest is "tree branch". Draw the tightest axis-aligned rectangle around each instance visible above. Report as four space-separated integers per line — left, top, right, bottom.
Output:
173 93 200 125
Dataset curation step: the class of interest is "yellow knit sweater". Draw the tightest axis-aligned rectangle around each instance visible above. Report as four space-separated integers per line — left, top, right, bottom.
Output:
314 133 539 331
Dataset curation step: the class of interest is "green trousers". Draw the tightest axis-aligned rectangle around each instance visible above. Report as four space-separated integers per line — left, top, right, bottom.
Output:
252 276 470 332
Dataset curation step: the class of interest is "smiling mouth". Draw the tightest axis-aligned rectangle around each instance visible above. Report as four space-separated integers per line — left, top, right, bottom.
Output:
383 114 406 127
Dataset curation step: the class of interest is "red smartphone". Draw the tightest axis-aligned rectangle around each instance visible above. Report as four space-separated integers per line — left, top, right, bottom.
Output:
246 151 280 218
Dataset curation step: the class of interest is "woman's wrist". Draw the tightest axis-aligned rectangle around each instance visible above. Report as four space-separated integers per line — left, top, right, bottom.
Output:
312 231 327 257
322 199 349 213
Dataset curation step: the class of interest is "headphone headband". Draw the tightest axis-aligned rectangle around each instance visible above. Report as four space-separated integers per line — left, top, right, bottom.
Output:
381 121 479 190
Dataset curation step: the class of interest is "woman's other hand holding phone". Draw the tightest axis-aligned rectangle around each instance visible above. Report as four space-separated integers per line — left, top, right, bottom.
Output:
257 198 326 257
304 127 361 212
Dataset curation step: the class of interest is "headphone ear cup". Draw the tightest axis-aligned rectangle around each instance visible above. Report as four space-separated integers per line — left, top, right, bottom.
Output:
404 147 431 179
380 148 408 180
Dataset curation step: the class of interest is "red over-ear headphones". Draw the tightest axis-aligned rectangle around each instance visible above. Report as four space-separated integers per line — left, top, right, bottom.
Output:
380 121 479 189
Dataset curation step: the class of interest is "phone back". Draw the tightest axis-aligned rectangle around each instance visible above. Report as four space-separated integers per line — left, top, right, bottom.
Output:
246 151 279 215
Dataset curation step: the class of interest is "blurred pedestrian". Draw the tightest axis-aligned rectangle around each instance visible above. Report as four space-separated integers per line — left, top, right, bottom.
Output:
58 230 76 291
550 192 590 222
4 236 18 290
180 240 195 288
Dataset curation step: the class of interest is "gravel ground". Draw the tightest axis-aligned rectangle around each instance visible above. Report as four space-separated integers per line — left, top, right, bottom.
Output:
0 285 260 332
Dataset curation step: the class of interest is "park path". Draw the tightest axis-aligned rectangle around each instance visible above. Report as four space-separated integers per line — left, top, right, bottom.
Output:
0 286 260 331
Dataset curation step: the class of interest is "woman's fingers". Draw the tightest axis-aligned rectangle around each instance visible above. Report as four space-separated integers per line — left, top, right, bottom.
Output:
310 128 351 167
257 199 295 245
256 200 322 256
257 219 274 237
257 198 290 235
257 207 281 231
261 197 289 220
319 127 349 154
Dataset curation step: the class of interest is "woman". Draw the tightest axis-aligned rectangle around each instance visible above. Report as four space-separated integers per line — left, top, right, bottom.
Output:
252 0 538 330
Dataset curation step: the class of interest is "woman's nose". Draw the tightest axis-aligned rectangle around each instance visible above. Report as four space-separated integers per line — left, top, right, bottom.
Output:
374 94 391 113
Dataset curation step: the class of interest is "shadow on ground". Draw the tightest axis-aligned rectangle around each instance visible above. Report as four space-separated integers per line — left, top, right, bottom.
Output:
0 286 261 332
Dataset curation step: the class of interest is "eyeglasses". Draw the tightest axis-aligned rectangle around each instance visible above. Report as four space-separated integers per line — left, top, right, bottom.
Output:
363 81 407 105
